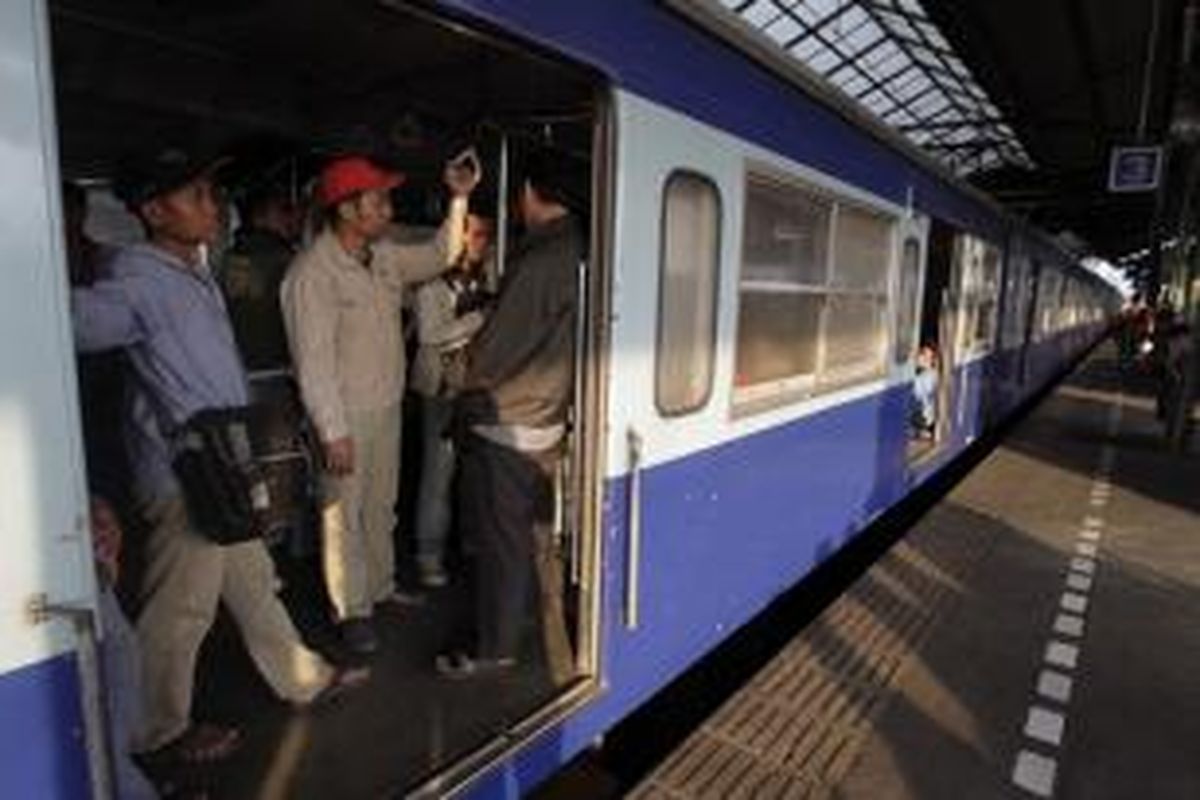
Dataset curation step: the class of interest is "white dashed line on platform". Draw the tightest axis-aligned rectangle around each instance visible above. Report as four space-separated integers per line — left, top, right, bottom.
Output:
1045 641 1080 669
1013 750 1058 797
1061 592 1089 613
1070 557 1096 574
1053 613 1085 637
1011 393 1121 797
1066 573 1093 592
1037 670 1074 703
1025 707 1067 746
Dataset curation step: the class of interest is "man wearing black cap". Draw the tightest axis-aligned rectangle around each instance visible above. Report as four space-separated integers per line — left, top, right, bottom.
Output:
70 146 366 763
438 148 581 684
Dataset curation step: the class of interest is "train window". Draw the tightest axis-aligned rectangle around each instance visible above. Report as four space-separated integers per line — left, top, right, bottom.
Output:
734 176 830 396
824 203 891 383
1000 251 1029 350
957 235 1001 354
895 237 922 363
833 204 891 293
657 171 721 415
973 242 1001 348
733 171 894 412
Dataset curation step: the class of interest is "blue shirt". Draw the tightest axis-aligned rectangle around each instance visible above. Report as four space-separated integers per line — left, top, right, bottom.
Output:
72 244 249 499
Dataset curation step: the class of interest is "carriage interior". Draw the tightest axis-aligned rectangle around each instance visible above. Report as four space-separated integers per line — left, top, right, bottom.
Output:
49 0 601 794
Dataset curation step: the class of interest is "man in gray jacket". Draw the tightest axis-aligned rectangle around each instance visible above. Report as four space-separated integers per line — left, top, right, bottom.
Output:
437 149 581 684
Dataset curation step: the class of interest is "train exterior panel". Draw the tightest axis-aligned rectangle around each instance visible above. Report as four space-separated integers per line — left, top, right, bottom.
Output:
0 0 1116 797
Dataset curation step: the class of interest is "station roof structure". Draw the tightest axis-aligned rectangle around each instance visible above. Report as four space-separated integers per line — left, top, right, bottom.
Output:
708 0 1185 277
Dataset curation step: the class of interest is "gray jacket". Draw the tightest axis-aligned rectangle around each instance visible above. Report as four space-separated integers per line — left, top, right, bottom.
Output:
459 215 583 434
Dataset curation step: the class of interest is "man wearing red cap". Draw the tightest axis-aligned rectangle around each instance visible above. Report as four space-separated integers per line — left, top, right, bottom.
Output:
283 153 480 654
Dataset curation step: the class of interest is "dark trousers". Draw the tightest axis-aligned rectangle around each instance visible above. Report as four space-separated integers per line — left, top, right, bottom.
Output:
457 433 574 684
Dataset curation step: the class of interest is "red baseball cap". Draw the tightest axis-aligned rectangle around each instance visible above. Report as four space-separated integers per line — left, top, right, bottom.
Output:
316 156 404 208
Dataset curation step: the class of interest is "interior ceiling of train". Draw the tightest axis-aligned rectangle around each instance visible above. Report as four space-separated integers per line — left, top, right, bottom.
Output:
716 0 1185 275
50 0 594 183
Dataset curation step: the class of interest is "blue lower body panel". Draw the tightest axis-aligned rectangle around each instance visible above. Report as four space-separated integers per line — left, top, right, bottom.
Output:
0 653 89 799
467 331 1108 798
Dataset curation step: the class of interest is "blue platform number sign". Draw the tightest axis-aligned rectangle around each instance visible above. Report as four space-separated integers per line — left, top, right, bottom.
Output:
1108 146 1162 193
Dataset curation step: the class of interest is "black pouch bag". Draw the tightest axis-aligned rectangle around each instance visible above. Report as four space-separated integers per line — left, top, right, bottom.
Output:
172 407 273 545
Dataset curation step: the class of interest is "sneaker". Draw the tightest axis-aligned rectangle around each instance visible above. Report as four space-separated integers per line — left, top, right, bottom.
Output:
418 562 448 589
435 651 516 680
339 618 379 656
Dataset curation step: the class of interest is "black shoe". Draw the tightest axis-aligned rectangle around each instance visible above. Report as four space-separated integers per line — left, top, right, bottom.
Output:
435 651 516 680
340 618 379 656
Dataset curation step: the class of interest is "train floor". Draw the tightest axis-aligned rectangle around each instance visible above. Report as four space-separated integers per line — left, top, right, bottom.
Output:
629 345 1200 800
141 548 561 798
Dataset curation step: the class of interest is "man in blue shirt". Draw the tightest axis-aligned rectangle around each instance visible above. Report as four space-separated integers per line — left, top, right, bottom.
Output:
71 146 366 763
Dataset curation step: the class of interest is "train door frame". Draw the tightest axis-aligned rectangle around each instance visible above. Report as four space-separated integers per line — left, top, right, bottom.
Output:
1020 258 1044 388
411 94 614 799
909 218 958 461
3 0 111 796
44 0 617 793
892 212 930 378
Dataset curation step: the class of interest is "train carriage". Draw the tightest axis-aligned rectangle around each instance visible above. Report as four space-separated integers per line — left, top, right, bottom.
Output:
0 1 1117 798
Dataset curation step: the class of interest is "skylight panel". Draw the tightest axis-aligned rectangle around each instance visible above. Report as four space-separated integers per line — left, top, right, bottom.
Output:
829 66 872 97
742 1 779 28
806 44 842 74
718 0 1033 174
766 18 806 46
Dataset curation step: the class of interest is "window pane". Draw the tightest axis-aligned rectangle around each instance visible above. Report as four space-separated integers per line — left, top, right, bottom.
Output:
824 294 886 375
742 175 830 286
734 291 823 386
895 237 922 362
657 173 720 415
834 204 893 291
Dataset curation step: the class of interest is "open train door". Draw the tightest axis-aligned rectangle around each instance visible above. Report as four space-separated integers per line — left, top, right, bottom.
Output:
894 212 932 465
0 1 108 797
910 219 959 461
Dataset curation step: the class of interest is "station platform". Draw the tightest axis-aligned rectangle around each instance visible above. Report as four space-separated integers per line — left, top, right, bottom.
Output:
628 346 1200 800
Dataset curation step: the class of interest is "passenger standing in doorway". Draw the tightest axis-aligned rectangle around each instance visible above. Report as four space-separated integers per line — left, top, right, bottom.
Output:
438 148 580 685
283 153 481 656
70 145 367 763
411 208 494 588
219 182 301 370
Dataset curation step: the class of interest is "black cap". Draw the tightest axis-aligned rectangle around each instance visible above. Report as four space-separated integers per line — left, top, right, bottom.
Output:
113 145 226 208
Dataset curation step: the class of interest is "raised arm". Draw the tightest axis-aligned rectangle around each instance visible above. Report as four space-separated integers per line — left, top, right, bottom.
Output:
376 196 469 285
377 149 481 286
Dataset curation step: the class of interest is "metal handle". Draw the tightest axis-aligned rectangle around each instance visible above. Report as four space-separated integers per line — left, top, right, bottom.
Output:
625 427 644 630
29 595 115 800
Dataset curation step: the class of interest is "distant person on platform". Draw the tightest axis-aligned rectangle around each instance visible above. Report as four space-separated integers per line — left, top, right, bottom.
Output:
283 152 481 656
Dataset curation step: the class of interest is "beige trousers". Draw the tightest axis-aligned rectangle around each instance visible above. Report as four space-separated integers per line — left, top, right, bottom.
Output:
134 493 332 752
320 403 402 621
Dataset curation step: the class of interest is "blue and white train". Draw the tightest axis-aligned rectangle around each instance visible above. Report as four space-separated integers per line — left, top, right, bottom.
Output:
1 0 1116 798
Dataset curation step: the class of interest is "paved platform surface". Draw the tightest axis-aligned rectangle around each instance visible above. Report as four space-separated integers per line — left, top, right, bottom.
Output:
629 347 1200 800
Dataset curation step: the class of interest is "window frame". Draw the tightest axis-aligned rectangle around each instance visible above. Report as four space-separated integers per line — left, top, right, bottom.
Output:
894 234 924 365
654 169 723 418
731 167 898 416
